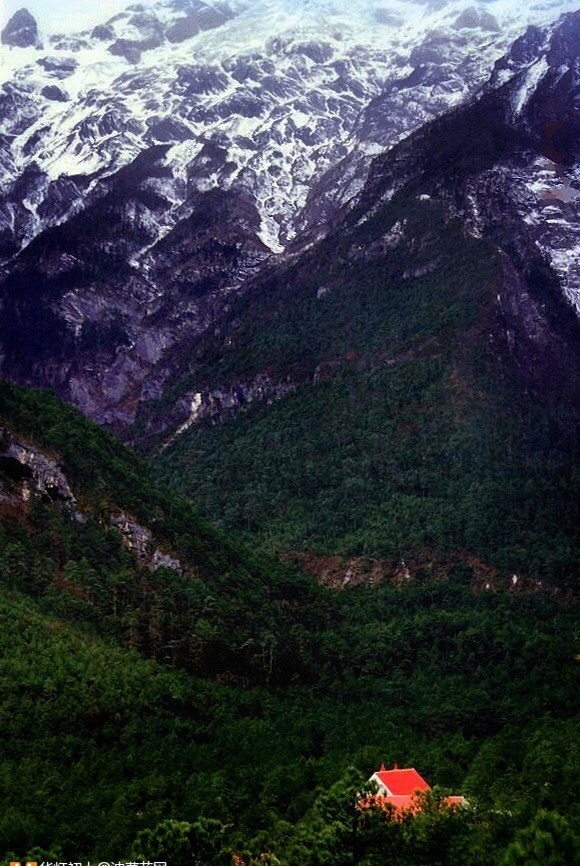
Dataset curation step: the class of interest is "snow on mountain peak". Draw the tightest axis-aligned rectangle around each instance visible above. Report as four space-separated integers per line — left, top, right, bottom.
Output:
1 0 580 429
1 0 579 258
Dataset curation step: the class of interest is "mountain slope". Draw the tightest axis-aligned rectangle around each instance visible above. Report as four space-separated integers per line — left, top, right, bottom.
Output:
1 386 579 864
0 380 319 685
150 186 580 582
3 0 573 251
350 9 580 314
1 0 578 427
2 5 580 859
3 5 580 580
149 9 580 580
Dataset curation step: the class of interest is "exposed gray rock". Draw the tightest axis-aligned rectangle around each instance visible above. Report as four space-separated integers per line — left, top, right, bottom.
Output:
161 373 297 448
453 7 500 32
108 39 144 64
110 511 183 572
36 56 78 78
1 8 42 48
164 1 231 41
105 14 164 62
195 3 231 31
146 116 193 142
41 85 69 102
151 549 183 572
0 428 77 509
165 15 200 42
48 33 90 51
0 426 182 573
91 23 115 41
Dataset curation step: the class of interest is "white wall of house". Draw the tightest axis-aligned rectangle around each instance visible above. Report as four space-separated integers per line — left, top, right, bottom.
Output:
369 773 392 795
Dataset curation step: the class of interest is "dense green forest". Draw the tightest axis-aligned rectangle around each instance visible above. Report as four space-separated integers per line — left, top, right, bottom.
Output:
150 195 580 588
1 382 579 864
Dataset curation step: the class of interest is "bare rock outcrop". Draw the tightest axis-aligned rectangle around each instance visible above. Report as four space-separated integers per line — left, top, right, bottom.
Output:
0 428 77 508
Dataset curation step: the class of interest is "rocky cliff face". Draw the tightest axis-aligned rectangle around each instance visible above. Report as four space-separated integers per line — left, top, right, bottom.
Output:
341 9 580 417
0 426 78 508
137 8 580 447
1 8 42 49
0 424 182 572
1 0 578 431
355 11 580 304
0 162 271 428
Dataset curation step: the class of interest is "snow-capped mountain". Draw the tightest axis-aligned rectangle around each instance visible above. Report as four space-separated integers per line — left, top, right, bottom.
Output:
136 6 580 452
2 0 578 254
1 0 580 430
352 8 580 314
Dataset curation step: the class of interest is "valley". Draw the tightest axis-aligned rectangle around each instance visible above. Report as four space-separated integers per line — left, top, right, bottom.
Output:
1 1 580 863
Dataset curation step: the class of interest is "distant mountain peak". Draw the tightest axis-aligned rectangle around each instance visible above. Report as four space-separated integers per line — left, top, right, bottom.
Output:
1 7 42 48
1 0 580 430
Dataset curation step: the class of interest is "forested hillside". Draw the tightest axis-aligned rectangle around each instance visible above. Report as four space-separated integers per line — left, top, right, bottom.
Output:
2 6 580 862
150 193 580 591
1 383 579 864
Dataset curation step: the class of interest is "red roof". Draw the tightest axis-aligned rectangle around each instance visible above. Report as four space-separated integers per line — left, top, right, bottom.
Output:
444 796 465 808
361 766 465 817
375 766 430 797
379 794 415 811
360 792 464 816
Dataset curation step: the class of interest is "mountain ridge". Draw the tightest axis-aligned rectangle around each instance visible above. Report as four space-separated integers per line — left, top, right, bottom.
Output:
2 0 580 428
2 2 580 578
2 4 580 861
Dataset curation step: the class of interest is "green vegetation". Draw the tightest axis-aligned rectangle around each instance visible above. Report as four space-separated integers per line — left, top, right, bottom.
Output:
502 811 580 866
2 190 580 861
0 572 579 863
0 382 579 862
0 380 315 685
151 197 580 585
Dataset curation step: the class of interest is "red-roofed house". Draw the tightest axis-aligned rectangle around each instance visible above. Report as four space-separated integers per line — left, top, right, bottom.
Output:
361 765 465 815
371 765 430 799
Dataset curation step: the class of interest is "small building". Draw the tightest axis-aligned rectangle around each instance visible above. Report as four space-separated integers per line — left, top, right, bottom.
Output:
362 764 465 814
